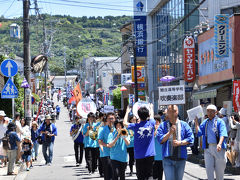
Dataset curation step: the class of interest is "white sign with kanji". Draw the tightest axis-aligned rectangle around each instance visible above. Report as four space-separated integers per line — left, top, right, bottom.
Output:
158 85 185 105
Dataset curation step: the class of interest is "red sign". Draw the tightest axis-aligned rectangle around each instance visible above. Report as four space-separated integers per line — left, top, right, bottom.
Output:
183 36 196 82
233 80 240 112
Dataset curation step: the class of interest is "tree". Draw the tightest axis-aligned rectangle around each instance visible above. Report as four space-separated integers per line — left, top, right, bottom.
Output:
112 87 121 109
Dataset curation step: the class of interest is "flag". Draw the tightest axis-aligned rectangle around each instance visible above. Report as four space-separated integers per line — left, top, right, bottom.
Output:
73 83 82 105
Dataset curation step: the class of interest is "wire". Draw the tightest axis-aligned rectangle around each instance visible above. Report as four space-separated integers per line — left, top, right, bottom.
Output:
2 0 16 17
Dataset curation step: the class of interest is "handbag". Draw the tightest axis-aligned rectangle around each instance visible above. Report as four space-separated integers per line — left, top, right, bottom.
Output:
37 136 43 145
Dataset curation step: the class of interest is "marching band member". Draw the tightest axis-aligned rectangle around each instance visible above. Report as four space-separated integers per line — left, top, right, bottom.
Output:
153 115 163 180
107 119 130 180
83 112 98 174
123 105 156 180
126 113 136 176
70 116 84 167
98 112 116 180
194 104 228 180
158 105 193 180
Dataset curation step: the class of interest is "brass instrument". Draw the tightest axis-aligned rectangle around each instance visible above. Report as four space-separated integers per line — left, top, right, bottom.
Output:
71 123 82 141
89 122 101 140
120 129 128 136
129 129 134 137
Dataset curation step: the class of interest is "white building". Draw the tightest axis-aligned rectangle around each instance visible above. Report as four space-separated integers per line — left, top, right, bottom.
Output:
83 57 121 93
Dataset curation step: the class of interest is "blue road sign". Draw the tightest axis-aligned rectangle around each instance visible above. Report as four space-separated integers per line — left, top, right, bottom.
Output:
1 59 18 77
1 78 18 99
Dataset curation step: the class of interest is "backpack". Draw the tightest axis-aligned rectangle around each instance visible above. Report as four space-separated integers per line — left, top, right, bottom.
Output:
2 133 11 150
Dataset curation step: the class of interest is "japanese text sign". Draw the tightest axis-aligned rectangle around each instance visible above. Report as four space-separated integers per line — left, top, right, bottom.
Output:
134 16 147 57
77 98 96 118
215 14 229 58
131 66 145 82
121 73 132 85
233 80 240 112
183 36 196 82
158 85 185 105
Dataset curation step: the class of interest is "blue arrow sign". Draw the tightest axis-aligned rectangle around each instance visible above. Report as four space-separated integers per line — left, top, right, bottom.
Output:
1 59 18 77
1 78 18 99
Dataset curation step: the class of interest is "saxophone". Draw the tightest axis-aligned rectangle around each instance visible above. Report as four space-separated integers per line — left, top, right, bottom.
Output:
89 122 99 140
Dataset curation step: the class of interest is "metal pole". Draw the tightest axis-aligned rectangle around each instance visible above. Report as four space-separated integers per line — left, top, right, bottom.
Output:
23 0 31 125
133 40 138 102
12 77 14 119
94 60 96 103
43 20 48 99
64 46 66 87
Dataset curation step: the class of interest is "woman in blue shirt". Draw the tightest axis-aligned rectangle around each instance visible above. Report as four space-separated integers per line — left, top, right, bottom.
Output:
153 115 163 180
126 113 136 176
83 112 98 174
108 119 130 180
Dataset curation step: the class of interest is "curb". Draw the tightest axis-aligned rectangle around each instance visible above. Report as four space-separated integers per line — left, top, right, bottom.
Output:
187 154 240 175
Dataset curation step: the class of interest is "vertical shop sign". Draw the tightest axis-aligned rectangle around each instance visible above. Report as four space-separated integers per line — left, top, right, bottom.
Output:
233 80 240 112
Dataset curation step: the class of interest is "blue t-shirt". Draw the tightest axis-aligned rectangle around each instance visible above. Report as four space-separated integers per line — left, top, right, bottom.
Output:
127 129 134 148
128 118 156 159
70 124 84 143
98 125 112 157
6 131 21 150
83 123 98 148
98 126 105 157
108 130 128 162
154 136 162 161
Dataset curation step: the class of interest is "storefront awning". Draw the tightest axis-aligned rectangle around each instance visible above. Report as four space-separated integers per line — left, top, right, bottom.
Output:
192 83 231 100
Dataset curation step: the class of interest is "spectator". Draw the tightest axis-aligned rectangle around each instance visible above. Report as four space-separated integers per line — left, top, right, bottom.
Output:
38 115 57 166
31 121 39 161
6 122 21 175
20 118 31 140
229 113 240 167
21 136 33 171
0 111 7 167
56 105 60 120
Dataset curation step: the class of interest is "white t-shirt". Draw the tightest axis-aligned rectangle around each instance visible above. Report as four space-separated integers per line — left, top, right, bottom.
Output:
0 124 7 139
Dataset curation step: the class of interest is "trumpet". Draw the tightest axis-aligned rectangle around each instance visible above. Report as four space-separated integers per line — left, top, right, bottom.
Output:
120 129 128 136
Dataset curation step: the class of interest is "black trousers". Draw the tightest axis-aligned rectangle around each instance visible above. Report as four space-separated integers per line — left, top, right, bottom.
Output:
111 160 127 180
85 147 98 173
136 156 154 180
127 147 134 173
74 142 84 164
96 149 104 176
191 135 199 155
153 160 163 180
101 156 113 180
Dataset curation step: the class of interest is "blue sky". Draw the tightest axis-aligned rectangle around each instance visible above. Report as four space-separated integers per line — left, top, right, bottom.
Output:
0 0 133 18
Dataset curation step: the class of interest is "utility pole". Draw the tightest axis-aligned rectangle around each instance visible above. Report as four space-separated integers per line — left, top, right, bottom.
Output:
23 0 31 125
64 46 66 87
133 39 138 102
93 60 97 103
43 20 48 99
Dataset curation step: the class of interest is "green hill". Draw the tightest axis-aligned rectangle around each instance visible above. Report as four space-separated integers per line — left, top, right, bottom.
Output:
0 14 132 75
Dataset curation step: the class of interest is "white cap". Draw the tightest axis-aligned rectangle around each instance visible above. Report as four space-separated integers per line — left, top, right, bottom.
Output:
0 110 6 116
219 108 227 115
206 104 217 111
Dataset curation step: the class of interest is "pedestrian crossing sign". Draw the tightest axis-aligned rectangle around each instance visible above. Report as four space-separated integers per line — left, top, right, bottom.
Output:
1 78 18 99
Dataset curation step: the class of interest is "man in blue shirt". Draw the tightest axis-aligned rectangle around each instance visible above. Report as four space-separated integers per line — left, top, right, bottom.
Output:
70 116 84 166
98 112 116 180
158 105 194 180
124 105 155 180
195 104 227 180
38 115 57 166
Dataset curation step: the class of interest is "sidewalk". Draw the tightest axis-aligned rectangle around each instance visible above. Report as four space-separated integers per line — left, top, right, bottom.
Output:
187 148 240 175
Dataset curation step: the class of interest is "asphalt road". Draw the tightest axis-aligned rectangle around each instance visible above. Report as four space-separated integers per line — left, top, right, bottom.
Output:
14 95 240 180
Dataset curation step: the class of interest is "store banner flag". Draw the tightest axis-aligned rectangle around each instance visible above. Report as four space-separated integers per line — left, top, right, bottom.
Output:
214 14 229 58
183 36 196 82
233 80 240 112
158 85 185 105
73 83 82 106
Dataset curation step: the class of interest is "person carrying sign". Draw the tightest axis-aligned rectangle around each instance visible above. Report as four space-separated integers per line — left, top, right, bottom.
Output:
194 104 228 180
157 105 193 180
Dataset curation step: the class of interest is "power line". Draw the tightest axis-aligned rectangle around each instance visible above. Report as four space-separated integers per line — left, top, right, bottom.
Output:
2 0 16 17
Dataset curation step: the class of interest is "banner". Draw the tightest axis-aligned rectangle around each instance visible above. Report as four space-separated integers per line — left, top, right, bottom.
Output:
73 83 82 105
128 94 135 107
214 14 229 58
103 105 114 113
131 66 145 82
183 36 196 82
77 98 97 119
158 85 185 105
233 80 240 112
